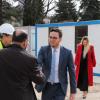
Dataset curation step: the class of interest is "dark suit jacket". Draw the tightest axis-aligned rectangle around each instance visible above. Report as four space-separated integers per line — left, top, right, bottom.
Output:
0 44 45 100
35 45 76 94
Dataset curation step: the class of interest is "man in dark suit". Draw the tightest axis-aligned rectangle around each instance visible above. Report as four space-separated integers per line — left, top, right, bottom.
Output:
35 28 76 100
0 30 45 100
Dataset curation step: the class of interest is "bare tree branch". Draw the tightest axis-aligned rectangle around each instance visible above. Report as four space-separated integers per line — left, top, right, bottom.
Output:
42 0 47 3
47 6 55 12
44 0 56 16
16 0 25 5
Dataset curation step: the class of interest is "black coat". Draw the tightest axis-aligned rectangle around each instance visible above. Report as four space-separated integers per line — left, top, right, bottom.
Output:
0 44 45 100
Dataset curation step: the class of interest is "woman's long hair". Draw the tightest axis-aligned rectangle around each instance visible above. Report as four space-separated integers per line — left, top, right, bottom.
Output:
81 36 90 58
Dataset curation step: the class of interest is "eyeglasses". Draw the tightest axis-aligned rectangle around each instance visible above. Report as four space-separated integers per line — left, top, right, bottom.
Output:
49 36 58 39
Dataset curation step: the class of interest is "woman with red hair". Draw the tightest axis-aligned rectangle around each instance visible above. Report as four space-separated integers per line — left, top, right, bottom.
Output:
75 36 96 99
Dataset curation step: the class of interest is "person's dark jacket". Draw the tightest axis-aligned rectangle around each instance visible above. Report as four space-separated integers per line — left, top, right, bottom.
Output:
35 46 76 94
0 44 45 100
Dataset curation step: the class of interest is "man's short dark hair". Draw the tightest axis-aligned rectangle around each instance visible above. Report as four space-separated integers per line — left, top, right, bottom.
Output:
12 31 28 42
49 28 62 38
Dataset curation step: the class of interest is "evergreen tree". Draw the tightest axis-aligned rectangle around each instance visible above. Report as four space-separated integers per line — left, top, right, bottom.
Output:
32 0 44 24
23 0 44 26
2 1 23 25
2 1 11 22
23 0 33 25
53 0 77 22
79 0 100 21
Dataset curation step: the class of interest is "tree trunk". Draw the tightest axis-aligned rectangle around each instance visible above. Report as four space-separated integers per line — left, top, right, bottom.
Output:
0 0 2 25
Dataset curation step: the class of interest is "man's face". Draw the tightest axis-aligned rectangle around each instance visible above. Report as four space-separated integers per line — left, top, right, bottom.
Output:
48 31 61 48
21 39 28 49
24 39 28 49
2 34 12 46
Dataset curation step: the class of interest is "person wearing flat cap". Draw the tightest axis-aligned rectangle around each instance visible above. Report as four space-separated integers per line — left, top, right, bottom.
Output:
0 23 15 49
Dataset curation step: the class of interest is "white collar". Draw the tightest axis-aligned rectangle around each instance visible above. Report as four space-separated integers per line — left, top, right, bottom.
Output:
51 46 60 52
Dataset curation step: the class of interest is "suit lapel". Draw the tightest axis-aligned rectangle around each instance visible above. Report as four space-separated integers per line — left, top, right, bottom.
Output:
47 46 52 69
59 47 64 70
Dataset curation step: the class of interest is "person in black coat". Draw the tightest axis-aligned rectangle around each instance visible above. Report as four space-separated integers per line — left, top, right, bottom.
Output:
0 30 45 100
